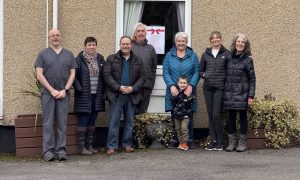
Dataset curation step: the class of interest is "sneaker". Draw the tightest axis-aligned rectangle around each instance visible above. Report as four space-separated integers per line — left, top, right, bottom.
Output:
167 141 179 149
214 144 223 151
188 141 195 149
181 143 189 151
205 143 215 151
44 155 55 162
57 155 68 161
177 143 183 150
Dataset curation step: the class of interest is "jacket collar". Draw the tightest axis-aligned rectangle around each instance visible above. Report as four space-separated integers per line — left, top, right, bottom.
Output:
170 46 194 59
132 39 148 46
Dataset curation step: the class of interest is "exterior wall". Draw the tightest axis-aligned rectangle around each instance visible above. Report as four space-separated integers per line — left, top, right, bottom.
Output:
192 0 300 128
2 0 300 128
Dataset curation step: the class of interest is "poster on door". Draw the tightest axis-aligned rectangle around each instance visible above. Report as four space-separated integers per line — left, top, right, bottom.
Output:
146 26 165 54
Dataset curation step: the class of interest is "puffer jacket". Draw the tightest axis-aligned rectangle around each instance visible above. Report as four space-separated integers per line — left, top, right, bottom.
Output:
131 40 157 89
223 52 256 110
103 50 145 105
200 45 231 89
73 52 105 113
163 46 200 112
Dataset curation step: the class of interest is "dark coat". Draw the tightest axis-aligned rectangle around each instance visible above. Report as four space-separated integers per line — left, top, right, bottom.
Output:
172 88 195 120
103 50 145 104
223 52 256 110
73 52 105 113
200 45 231 89
131 40 157 89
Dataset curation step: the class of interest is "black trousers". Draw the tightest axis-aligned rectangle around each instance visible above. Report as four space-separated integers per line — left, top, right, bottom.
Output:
203 88 224 144
227 109 248 135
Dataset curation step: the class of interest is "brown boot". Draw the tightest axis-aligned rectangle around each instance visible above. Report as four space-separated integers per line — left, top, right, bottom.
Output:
88 145 98 154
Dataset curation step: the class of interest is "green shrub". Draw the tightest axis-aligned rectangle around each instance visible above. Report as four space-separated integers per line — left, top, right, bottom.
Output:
249 94 300 148
133 113 173 147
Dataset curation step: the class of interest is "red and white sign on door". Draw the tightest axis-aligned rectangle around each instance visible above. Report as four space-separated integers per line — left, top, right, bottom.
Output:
146 26 165 54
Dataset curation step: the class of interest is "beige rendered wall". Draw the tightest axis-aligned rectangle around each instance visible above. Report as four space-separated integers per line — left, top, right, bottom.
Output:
2 0 47 125
2 0 300 128
192 0 300 127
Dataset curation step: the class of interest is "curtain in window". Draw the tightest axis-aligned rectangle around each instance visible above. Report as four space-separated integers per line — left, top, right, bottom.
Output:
124 1 145 37
176 2 185 32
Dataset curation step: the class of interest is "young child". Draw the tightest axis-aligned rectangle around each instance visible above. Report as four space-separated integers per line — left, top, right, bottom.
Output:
172 75 195 151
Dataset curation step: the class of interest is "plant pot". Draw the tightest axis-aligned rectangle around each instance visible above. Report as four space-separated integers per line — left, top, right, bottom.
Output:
14 113 78 157
146 121 168 149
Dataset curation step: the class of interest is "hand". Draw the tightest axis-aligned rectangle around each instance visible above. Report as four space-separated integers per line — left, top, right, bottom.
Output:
184 85 192 97
57 90 66 99
50 90 60 99
170 86 179 96
123 86 133 94
248 98 254 105
119 86 127 94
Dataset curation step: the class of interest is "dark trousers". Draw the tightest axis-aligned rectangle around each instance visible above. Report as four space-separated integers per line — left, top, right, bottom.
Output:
136 88 152 114
77 95 98 127
204 88 224 145
227 109 248 135
76 95 98 149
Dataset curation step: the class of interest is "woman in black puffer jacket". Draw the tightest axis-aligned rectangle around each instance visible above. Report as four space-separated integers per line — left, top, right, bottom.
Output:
73 37 105 155
200 31 231 151
224 33 256 152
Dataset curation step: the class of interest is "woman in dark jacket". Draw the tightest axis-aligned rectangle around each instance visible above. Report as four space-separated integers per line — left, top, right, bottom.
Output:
200 31 231 151
224 33 256 152
73 37 105 155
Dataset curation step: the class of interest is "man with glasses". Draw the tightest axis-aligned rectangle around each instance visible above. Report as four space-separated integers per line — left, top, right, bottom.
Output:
35 29 77 161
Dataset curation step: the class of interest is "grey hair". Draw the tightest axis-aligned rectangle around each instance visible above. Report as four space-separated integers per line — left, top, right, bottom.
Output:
175 32 188 43
230 33 252 55
132 22 147 40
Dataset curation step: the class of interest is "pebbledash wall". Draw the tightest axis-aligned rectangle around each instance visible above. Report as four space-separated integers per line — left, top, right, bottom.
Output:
1 0 300 128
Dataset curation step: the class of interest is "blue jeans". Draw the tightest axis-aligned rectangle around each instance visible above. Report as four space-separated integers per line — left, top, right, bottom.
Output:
107 94 136 149
172 112 194 143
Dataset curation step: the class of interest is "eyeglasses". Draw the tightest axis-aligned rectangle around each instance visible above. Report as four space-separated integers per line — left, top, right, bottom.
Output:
49 34 61 38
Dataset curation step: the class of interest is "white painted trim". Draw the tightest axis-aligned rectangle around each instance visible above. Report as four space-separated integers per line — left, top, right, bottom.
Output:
115 0 124 51
0 0 3 119
53 0 58 28
116 0 192 50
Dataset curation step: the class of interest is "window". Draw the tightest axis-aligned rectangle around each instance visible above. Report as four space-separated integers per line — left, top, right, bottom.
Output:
116 0 191 65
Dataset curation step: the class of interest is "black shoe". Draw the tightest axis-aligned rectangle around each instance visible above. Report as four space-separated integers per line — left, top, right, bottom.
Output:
57 155 68 161
188 141 195 149
214 144 223 151
167 141 179 149
44 156 55 162
205 143 215 151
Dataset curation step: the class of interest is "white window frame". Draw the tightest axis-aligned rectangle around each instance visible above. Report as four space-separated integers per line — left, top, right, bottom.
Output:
115 0 192 51
0 0 3 119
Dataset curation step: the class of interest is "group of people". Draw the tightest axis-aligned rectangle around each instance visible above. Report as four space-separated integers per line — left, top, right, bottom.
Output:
34 22 256 162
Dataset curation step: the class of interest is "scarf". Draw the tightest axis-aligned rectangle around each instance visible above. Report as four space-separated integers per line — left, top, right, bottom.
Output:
83 51 97 76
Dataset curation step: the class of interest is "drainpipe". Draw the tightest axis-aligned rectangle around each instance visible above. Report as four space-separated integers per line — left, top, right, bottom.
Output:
46 0 49 47
53 0 58 29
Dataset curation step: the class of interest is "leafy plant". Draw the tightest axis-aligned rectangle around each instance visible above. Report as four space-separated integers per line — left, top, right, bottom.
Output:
19 71 41 99
133 113 173 147
248 94 300 148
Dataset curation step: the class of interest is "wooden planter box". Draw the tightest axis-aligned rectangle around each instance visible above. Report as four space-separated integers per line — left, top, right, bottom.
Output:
15 113 78 157
246 128 268 149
